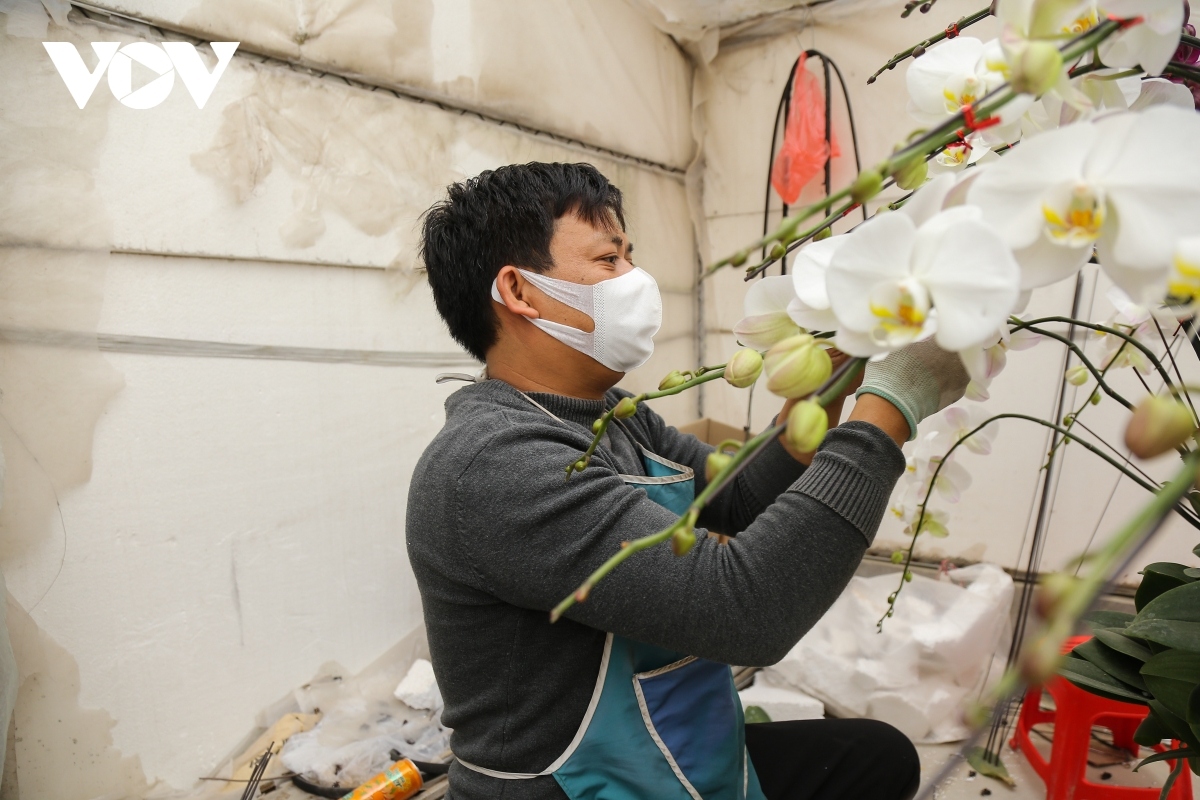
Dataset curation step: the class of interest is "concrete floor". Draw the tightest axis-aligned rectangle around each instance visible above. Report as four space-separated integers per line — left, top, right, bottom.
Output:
916 731 1199 799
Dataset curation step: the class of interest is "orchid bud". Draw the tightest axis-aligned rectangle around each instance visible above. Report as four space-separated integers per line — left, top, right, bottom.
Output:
724 348 764 388
778 217 800 242
1089 390 1101 406
671 525 696 556
786 400 828 453
1034 572 1080 619
705 451 733 482
812 227 832 242
1065 364 1089 386
769 241 787 260
890 550 905 564
764 334 833 399
850 168 885 204
613 397 638 419
592 419 604 433
893 157 928 191
730 249 751 267
1010 41 1064 97
658 370 688 391
1125 395 1196 459
732 312 801 350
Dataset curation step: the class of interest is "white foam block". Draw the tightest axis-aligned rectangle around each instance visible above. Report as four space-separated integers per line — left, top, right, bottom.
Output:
393 658 443 711
738 682 824 722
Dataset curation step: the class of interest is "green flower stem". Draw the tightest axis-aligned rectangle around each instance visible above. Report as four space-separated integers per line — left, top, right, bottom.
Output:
1165 62 1200 84
739 200 860 281
1015 323 1133 411
880 412 1200 629
1011 316 1178 395
551 358 866 623
565 365 728 477
971 451 1200 725
705 187 855 274
1182 33 1200 49
868 6 994 84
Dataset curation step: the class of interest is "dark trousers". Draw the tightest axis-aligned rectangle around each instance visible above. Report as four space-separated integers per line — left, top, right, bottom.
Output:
746 719 921 800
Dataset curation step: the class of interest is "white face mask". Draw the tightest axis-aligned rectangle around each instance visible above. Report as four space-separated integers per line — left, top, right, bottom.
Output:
490 267 662 373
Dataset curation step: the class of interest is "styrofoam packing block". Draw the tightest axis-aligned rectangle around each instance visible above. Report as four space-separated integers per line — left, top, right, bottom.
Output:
394 658 443 711
738 681 824 722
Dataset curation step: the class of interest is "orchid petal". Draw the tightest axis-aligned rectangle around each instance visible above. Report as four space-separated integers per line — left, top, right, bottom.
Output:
913 213 1022 351
744 274 797 317
826 213 918 334
1100 0 1185 76
791 235 844 310
732 312 801 350
1090 107 1200 271
899 174 957 227
906 38 987 117
786 296 840 331
967 120 1096 249
1011 231 1093 290
1131 79 1198 111
831 326 892 358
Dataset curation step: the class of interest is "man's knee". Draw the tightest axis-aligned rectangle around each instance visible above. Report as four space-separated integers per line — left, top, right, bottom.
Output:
856 719 920 799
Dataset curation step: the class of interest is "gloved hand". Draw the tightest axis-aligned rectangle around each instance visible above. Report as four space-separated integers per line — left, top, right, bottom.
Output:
855 338 970 441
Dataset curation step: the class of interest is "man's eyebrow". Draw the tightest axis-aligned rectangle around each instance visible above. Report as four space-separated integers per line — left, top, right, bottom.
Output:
610 234 633 253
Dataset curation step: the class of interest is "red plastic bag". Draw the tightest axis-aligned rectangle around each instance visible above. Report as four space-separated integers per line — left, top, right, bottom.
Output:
770 54 841 206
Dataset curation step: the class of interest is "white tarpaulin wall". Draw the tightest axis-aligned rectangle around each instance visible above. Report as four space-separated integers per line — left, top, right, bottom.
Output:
0 0 1196 797
0 1 694 795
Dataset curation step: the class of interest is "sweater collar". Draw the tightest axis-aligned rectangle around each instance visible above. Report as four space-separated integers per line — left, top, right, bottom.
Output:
449 377 610 429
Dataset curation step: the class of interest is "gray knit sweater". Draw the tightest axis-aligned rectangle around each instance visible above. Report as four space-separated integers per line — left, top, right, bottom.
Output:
405 379 906 800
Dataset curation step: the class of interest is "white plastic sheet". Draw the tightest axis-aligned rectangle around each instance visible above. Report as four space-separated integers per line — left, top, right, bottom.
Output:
761 564 1013 743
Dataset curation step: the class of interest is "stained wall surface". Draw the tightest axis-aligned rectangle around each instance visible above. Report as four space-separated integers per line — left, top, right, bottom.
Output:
695 0 1200 585
0 1 695 795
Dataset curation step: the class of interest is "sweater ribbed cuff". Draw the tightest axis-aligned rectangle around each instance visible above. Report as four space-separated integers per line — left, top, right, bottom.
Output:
790 422 905 544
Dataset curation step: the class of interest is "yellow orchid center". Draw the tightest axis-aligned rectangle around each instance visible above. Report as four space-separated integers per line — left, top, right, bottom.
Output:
937 141 971 167
1168 248 1200 301
1063 7 1100 35
869 279 931 345
1042 184 1105 247
942 75 983 113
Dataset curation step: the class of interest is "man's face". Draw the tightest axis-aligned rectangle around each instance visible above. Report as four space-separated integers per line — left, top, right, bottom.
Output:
531 212 634 334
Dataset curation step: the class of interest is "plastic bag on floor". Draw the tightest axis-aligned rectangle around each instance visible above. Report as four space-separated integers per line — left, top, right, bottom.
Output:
762 563 1013 743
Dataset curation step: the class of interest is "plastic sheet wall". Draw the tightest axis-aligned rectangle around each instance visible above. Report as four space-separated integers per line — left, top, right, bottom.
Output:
0 1 694 795
694 0 1200 588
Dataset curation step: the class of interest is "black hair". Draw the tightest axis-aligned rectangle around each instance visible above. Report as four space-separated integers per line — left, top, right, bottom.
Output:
420 162 625 362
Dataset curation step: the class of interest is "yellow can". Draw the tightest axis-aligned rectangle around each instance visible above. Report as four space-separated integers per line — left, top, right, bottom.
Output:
338 758 424 800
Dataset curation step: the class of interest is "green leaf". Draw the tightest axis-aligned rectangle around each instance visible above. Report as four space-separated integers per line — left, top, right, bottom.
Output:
1189 684 1200 746
1134 710 1177 747
744 705 771 725
1193 543 1200 559
1085 610 1135 630
1134 581 1200 625
1142 651 1200 725
965 747 1015 787
1060 657 1149 705
1133 746 1196 771
1149 699 1200 752
1185 567 1200 579
1094 627 1154 661
1125 620 1200 654
1136 563 1195 612
1072 638 1148 692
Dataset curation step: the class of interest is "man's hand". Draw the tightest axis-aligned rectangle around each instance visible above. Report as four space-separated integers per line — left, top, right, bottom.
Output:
778 349 862 464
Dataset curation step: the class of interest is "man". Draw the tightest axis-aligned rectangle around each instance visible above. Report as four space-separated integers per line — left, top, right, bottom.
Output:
409 162 967 800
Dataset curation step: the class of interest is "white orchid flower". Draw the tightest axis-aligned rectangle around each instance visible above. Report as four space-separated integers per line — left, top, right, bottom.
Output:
968 106 1200 302
905 431 973 503
825 206 1022 357
786 235 845 332
958 322 1042 401
1091 286 1185 373
1168 237 1200 302
734 275 802 350
906 38 1033 166
1099 0 1186 77
934 405 999 455
995 0 1184 76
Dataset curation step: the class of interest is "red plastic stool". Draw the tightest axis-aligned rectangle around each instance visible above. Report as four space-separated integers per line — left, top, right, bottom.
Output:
1011 635 1193 799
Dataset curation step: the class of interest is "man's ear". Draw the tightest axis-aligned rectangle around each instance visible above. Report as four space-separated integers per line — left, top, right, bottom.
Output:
493 266 540 319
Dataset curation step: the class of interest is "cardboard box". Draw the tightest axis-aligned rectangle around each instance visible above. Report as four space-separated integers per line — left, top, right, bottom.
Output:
676 417 749 447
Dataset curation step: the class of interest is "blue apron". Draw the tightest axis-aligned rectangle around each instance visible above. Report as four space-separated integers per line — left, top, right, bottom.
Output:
455 419 767 800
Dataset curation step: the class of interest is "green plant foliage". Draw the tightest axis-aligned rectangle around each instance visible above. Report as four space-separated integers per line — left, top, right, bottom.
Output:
1094 627 1154 661
1060 654 1150 705
1135 563 1196 612
1074 638 1149 692
1134 709 1177 747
